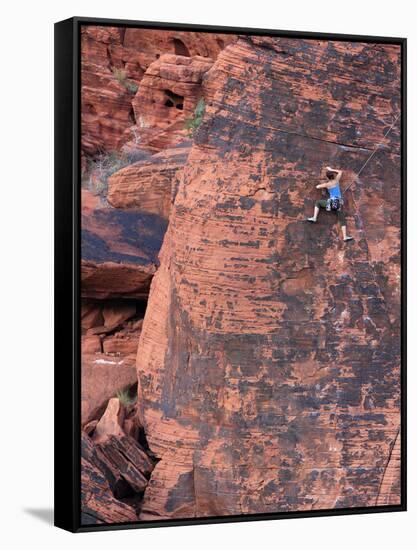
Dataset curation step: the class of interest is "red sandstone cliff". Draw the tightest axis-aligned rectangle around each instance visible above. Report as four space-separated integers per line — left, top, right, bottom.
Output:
80 29 401 524
81 26 236 156
135 36 401 519
80 27 240 523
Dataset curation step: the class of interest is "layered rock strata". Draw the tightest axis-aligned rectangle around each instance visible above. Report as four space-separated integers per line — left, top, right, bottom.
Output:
81 398 156 524
135 36 401 519
81 26 236 156
107 144 191 217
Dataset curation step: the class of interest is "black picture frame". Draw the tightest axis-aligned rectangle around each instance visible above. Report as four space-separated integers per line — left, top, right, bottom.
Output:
54 16 407 533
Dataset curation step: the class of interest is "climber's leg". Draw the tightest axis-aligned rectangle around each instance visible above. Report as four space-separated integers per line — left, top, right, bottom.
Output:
338 209 353 242
307 200 327 222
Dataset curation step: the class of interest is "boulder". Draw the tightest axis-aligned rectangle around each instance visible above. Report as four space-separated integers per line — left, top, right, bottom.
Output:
81 433 138 525
81 190 166 300
81 334 102 354
92 397 125 444
102 330 141 356
81 301 103 330
98 435 154 493
102 303 137 328
107 145 191 217
81 428 156 525
81 355 137 424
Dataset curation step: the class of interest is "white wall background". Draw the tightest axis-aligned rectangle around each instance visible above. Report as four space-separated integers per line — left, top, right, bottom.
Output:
0 0 414 547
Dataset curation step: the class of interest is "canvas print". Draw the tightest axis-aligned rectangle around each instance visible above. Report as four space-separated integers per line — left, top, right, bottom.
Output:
80 24 402 525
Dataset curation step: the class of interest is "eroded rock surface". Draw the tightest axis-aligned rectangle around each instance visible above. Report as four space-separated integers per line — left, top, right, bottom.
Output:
81 432 138 524
81 26 236 156
81 422 156 524
128 54 213 151
81 295 145 424
108 144 191 217
136 37 401 519
81 190 166 299
81 356 137 424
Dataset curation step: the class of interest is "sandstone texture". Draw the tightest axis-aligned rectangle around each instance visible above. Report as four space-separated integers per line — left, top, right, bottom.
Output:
127 54 213 151
81 423 156 524
81 294 145 424
81 397 157 523
108 144 191 217
81 356 137 424
81 432 139 524
81 190 166 300
135 36 402 519
81 26 236 156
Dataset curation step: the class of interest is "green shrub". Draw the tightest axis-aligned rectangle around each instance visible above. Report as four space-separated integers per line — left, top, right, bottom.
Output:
125 81 139 94
116 389 137 407
184 98 206 137
111 67 138 95
85 148 153 200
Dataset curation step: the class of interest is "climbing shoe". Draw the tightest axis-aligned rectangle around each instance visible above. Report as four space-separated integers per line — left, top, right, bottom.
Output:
344 236 354 242
307 217 317 223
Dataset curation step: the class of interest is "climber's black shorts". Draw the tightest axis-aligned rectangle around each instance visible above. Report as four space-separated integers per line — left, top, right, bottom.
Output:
315 199 346 226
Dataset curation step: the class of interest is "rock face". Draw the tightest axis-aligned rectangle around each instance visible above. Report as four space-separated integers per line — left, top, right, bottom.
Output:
81 26 236 156
136 37 401 518
81 424 156 524
122 28 234 61
81 356 137 424
81 432 139 524
81 26 136 156
81 190 166 300
81 397 157 524
108 144 191 217
376 429 401 505
81 294 145 424
128 54 213 151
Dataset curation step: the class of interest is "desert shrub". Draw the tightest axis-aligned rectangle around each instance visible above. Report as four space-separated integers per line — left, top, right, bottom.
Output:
125 81 139 94
111 67 139 95
116 389 137 407
124 148 153 164
94 178 108 197
184 98 205 137
112 67 127 83
86 148 153 199
87 151 130 199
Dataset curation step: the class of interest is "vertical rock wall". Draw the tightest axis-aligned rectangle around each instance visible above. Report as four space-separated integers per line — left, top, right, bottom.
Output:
136 36 401 519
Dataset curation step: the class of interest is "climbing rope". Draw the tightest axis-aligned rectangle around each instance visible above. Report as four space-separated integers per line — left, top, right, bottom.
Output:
344 114 400 192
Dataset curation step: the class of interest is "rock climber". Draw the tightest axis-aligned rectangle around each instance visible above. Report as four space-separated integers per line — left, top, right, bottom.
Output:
307 166 353 242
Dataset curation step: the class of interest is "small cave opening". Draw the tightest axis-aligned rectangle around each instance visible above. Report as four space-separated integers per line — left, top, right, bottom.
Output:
128 106 136 125
173 37 190 57
163 89 184 110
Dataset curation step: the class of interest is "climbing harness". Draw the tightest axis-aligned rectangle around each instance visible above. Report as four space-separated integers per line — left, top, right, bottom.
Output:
344 114 400 193
326 197 343 212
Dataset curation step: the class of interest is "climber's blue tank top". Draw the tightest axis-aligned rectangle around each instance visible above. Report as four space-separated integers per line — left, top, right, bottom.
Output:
328 183 342 199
